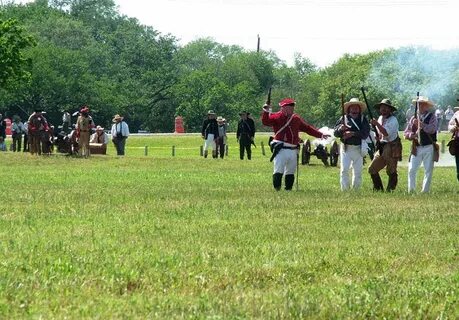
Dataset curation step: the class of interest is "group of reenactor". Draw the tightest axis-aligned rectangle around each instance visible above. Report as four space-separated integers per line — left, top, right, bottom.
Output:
262 94 459 192
201 110 255 160
1 106 129 157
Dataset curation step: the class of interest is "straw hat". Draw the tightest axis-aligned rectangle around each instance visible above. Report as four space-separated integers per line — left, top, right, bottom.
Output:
112 114 123 122
412 96 434 107
96 125 104 131
343 98 367 113
207 110 216 115
216 116 225 122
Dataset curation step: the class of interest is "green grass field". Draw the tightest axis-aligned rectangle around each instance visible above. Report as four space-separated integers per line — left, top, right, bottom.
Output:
0 133 458 318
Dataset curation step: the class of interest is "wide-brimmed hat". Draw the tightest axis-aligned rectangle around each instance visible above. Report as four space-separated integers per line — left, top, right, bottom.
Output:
112 114 123 122
374 98 397 112
96 125 104 131
279 98 296 108
239 111 250 116
412 96 434 107
216 116 225 122
207 110 216 115
343 98 367 113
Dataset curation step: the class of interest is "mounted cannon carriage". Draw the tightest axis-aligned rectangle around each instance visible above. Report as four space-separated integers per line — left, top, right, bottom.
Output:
301 127 339 166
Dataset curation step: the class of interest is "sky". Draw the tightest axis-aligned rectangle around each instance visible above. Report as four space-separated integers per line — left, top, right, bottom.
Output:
15 0 459 67
114 0 459 67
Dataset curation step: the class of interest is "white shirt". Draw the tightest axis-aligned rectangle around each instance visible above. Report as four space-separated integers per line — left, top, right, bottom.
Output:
111 121 129 138
11 121 26 134
378 115 399 142
90 132 109 145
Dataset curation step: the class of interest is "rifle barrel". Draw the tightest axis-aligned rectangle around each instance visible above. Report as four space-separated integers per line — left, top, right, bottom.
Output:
360 87 378 134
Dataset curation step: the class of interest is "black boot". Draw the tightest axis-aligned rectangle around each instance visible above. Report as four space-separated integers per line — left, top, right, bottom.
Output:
273 173 283 191
285 174 295 191
370 174 384 191
386 173 398 192
204 150 208 158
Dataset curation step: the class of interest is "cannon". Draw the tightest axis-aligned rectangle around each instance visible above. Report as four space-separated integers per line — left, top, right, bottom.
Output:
301 127 339 166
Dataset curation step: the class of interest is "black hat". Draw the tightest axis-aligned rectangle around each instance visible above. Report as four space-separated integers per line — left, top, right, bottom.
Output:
374 99 397 112
239 111 250 116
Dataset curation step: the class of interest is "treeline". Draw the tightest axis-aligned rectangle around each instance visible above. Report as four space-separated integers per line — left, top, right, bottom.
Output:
1 0 459 132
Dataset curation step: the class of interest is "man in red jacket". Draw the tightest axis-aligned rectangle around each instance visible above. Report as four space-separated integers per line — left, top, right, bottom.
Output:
262 98 328 190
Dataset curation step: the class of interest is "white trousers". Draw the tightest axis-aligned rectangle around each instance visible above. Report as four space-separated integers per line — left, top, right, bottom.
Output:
204 134 216 151
340 145 363 191
408 145 434 193
273 148 298 175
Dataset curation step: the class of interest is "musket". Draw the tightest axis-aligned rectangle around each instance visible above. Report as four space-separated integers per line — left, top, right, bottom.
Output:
360 87 378 156
411 92 420 157
266 87 272 106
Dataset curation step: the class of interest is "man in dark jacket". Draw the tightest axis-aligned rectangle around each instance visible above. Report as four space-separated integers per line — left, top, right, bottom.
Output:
201 110 219 158
236 111 255 160
0 113 6 151
334 98 370 191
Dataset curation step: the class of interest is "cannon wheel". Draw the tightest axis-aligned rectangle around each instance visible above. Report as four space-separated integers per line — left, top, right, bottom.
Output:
301 139 311 165
330 141 339 167
321 146 330 166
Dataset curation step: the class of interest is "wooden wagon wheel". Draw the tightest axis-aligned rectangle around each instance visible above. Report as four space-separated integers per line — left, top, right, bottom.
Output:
330 141 339 167
301 139 311 165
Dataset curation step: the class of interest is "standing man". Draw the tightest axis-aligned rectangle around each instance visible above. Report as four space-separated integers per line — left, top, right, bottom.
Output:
262 98 328 191
0 114 7 151
111 114 129 156
27 109 48 155
76 106 93 157
368 99 402 192
216 116 228 159
333 98 370 191
11 115 26 152
447 104 459 181
444 105 454 131
201 110 219 158
434 106 444 133
404 96 438 193
62 109 72 133
237 111 255 160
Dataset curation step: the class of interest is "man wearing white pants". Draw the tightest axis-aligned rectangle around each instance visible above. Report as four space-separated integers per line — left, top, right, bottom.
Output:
334 98 370 191
404 96 438 193
262 98 328 191
201 110 219 158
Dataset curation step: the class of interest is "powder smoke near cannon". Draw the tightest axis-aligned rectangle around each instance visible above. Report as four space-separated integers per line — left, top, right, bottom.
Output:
301 127 339 166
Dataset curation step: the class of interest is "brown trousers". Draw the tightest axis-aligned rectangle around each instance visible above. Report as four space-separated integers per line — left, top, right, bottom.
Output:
368 140 401 175
79 131 90 157
30 133 42 155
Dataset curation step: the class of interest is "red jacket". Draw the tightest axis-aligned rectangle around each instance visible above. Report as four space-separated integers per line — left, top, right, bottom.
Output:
262 110 323 145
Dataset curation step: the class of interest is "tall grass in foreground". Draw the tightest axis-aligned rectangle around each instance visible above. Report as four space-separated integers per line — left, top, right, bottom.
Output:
0 134 458 318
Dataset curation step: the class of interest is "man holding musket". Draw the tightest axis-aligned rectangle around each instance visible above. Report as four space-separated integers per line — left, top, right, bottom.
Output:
368 99 402 191
404 96 437 193
262 98 328 191
334 98 370 191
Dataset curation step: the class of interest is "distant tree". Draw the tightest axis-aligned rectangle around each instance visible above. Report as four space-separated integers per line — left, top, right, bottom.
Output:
0 18 35 89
